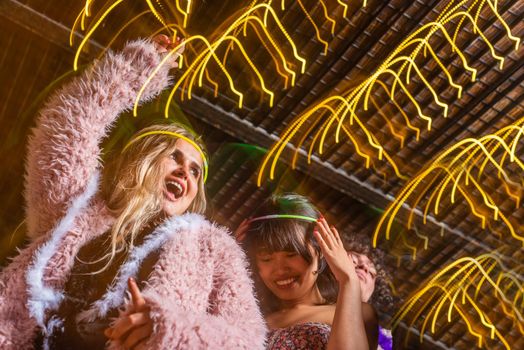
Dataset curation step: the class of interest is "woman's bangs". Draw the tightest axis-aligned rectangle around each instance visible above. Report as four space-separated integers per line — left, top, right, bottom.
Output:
250 220 312 260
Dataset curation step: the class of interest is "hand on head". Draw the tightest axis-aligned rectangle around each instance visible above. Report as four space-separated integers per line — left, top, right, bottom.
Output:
314 218 359 286
105 278 153 350
152 34 185 69
234 219 250 242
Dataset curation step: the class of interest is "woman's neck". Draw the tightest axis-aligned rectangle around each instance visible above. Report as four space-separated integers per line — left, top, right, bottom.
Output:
278 286 325 310
267 287 335 329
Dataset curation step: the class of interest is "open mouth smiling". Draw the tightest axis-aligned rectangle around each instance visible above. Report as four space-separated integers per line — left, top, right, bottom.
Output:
274 276 299 289
165 180 184 201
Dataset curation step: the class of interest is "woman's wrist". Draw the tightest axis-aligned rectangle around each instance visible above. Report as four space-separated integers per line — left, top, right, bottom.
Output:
338 273 361 291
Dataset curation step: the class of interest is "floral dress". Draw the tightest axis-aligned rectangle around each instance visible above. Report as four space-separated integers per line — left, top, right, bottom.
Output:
266 322 393 350
267 322 330 350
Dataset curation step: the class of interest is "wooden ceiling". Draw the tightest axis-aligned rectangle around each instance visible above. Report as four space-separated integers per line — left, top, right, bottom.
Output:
0 0 522 348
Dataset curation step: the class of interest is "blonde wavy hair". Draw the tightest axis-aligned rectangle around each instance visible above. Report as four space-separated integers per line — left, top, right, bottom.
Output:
100 123 207 267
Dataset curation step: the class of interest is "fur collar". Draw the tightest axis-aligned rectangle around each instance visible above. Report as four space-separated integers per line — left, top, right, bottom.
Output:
77 213 208 323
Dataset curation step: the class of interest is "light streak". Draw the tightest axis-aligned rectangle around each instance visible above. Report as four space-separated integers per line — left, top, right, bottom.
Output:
73 0 193 34
138 4 310 112
392 254 522 348
296 0 329 55
374 118 524 250
258 0 520 186
97 10 152 60
73 0 127 71
72 1 355 109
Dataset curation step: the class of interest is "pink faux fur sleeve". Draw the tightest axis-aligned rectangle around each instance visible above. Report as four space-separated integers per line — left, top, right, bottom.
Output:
0 241 41 349
145 236 266 349
24 39 171 239
109 220 267 350
0 200 113 350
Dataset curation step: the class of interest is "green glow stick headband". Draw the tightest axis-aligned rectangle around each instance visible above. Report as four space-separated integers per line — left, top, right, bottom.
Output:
248 214 318 223
123 130 208 182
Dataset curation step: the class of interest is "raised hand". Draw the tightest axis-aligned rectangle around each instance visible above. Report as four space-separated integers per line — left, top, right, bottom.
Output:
152 34 185 69
233 219 250 242
105 278 154 350
313 218 358 284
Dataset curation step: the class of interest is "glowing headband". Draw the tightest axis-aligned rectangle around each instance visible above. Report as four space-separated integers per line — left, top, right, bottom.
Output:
248 214 318 223
123 130 208 182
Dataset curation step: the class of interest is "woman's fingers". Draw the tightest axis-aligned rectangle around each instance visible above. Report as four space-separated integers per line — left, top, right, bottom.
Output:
313 229 327 253
109 311 151 340
330 225 342 244
123 323 154 350
316 217 336 250
170 36 185 54
104 327 113 338
237 233 246 242
234 219 250 242
152 34 170 53
105 280 153 348
128 278 147 311
133 341 149 350
152 34 185 69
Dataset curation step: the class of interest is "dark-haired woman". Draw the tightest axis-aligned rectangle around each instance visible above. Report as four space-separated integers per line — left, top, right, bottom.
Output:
237 193 379 350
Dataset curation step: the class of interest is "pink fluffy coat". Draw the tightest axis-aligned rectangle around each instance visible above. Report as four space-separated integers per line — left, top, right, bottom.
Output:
0 39 266 349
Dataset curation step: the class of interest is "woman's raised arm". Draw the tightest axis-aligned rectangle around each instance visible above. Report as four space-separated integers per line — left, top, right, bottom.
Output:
24 37 175 238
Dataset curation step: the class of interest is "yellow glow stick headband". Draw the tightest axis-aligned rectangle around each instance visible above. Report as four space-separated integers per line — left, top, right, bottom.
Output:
123 130 208 182
248 214 318 223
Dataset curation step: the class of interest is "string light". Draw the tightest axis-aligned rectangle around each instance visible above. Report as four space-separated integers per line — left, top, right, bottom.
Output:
72 0 193 70
258 0 520 186
374 118 524 250
392 254 522 349
71 1 355 108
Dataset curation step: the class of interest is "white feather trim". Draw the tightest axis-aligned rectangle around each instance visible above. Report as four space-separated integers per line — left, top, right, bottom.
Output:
76 212 208 323
26 171 100 328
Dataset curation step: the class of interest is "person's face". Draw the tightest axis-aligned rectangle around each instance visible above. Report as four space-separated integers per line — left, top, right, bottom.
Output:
256 246 320 303
349 252 377 302
159 139 203 217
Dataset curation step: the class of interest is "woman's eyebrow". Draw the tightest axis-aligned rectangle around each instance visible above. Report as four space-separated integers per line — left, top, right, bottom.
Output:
172 149 183 159
190 160 202 171
174 149 202 169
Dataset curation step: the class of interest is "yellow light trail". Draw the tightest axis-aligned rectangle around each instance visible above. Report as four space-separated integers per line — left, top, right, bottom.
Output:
130 4 306 113
392 255 522 348
73 0 127 71
96 10 152 60
72 1 359 111
374 118 524 249
73 0 193 39
258 0 520 187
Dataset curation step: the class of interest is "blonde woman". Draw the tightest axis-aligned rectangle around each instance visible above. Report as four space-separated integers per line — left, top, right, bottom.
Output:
0 35 265 349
